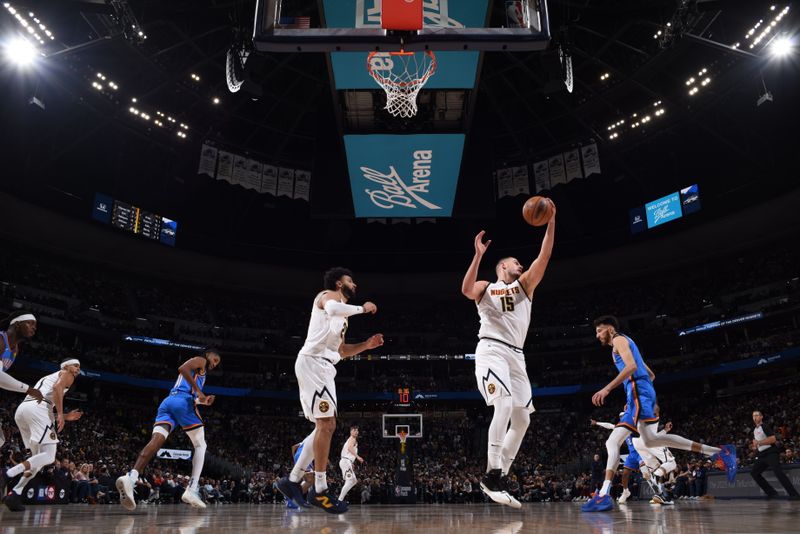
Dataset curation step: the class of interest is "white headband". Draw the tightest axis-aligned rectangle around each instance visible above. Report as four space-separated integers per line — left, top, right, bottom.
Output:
61 359 81 369
10 314 36 325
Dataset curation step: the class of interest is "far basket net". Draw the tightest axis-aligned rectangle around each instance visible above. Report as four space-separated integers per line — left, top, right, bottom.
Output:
367 50 437 118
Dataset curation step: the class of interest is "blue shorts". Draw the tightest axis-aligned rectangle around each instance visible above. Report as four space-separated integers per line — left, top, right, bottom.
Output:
154 392 203 432
624 446 642 470
617 379 658 432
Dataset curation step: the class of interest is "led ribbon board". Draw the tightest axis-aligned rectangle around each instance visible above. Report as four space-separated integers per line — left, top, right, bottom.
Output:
344 134 465 217
323 0 488 89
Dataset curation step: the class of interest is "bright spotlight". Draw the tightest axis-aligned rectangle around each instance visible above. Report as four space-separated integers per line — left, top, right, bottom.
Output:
4 37 37 66
770 36 793 58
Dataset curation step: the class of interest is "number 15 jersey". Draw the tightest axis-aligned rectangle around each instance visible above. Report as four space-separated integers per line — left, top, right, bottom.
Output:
477 279 532 349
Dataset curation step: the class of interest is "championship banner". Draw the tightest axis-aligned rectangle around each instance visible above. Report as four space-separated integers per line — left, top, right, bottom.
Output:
198 143 218 177
533 160 550 192
157 448 193 460
496 168 513 198
261 164 278 195
277 168 295 197
512 165 530 196
324 0 488 90
231 155 248 186
564 148 583 181
344 134 464 217
548 153 566 186
216 151 234 182
293 170 311 201
581 142 601 176
244 159 263 191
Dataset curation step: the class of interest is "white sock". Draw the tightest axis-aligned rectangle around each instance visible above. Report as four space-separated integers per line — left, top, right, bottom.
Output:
599 480 612 497
187 427 206 492
314 471 328 493
339 477 357 501
487 397 512 471
6 463 25 478
128 468 139 483
290 430 317 483
701 444 720 456
13 473 34 495
501 408 530 475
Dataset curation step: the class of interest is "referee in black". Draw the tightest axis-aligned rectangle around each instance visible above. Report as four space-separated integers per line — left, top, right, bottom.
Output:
750 410 799 500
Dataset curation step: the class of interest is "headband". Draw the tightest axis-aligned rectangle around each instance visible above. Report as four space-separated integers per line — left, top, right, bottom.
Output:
61 359 81 369
10 314 36 325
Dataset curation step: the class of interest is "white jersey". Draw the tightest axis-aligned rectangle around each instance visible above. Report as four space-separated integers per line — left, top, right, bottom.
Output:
24 370 68 405
341 437 358 461
477 279 532 349
299 291 348 362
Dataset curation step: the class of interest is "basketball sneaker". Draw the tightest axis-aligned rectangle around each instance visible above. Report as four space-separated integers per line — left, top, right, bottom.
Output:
3 492 25 512
181 488 206 509
480 469 521 509
581 493 613 512
115 475 137 511
307 486 348 514
712 444 738 483
618 487 631 504
286 498 299 510
277 477 311 509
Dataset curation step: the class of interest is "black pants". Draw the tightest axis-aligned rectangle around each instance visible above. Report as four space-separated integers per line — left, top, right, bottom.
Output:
751 451 799 497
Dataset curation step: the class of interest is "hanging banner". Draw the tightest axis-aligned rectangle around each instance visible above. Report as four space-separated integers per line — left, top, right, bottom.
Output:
512 166 530 196
533 160 550 192
496 168 513 198
564 149 583 182
581 142 601 176
294 170 311 201
548 154 566 186
198 143 218 177
277 168 295 197
244 159 263 191
231 156 248 186
216 151 234 182
261 165 278 195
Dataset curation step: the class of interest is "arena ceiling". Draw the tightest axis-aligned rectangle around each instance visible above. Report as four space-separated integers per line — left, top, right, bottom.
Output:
0 0 797 270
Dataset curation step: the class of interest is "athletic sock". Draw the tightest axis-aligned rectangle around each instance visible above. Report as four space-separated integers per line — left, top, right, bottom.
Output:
6 463 24 478
314 471 328 493
599 480 612 497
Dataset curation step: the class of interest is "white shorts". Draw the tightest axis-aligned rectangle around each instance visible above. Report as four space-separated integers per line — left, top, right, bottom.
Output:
15 400 59 449
340 458 356 480
295 354 338 422
474 339 535 413
632 438 676 473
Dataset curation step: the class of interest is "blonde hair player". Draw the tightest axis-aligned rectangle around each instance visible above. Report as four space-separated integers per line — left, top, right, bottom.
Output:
2 358 83 512
338 425 364 503
277 267 383 514
461 199 556 508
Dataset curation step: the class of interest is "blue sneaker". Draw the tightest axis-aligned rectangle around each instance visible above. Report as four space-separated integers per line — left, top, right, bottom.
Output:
581 494 613 512
286 499 299 510
276 477 311 508
307 486 348 514
715 444 738 483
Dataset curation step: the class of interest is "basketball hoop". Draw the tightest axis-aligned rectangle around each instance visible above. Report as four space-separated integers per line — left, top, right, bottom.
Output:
397 430 408 444
367 50 437 118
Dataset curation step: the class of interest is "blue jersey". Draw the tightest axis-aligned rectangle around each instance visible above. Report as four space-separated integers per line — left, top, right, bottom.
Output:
1 331 17 372
170 368 206 397
612 334 651 387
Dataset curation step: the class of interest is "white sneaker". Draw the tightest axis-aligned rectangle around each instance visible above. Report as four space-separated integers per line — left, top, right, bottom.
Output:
479 482 522 509
181 488 207 509
116 475 136 511
618 488 631 504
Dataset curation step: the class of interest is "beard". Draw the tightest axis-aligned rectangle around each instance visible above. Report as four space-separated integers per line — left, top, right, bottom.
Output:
341 285 355 300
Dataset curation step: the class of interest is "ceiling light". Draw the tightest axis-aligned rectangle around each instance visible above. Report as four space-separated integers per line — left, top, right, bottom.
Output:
212 97 220 104
3 37 37 67
770 36 793 57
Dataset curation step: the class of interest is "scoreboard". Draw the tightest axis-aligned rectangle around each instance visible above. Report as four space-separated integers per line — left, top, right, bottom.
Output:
93 193 178 246
395 387 412 407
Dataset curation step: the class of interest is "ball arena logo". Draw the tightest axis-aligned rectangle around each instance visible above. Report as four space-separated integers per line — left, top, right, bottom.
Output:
360 150 442 211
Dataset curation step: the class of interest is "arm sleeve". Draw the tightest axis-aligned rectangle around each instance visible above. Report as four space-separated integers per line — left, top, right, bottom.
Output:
323 300 364 318
597 422 615 430
0 368 29 393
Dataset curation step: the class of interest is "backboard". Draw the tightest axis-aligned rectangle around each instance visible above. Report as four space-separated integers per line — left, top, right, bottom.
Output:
253 0 551 53
382 413 423 440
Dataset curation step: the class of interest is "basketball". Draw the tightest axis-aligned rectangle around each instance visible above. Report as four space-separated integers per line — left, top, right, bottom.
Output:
522 196 554 226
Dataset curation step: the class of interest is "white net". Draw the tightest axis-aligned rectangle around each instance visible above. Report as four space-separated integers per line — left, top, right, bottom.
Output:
367 51 437 118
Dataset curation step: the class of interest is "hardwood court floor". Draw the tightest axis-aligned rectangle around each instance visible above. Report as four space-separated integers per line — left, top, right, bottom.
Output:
0 500 797 533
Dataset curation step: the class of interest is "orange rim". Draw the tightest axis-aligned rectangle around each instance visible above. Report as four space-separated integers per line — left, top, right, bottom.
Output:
366 50 437 88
